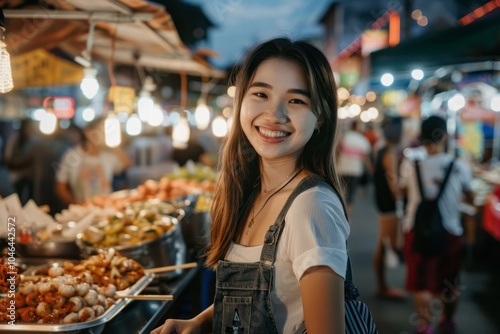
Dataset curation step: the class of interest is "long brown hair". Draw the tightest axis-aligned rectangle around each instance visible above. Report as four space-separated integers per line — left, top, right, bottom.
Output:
205 37 345 268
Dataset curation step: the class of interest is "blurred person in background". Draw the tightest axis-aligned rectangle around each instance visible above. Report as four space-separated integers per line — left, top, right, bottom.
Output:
337 120 372 214
3 119 37 205
372 116 405 300
399 116 475 334
32 123 84 215
0 135 15 198
55 117 131 206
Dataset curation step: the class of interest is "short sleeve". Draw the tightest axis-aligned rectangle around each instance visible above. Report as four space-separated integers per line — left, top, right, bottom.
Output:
56 148 77 183
282 187 350 280
103 151 125 174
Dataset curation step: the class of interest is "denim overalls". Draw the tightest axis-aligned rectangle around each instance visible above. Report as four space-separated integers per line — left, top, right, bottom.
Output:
213 177 327 334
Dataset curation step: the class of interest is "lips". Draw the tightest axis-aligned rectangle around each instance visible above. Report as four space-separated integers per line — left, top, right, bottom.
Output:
257 126 290 138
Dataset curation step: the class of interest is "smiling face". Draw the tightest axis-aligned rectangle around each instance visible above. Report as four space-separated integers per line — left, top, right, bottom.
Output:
240 58 318 163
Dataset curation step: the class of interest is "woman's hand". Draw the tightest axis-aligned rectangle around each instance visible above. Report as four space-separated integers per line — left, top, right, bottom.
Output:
150 318 202 334
151 305 213 334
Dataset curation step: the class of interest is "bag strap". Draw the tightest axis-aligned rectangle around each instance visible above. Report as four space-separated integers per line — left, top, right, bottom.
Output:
437 159 455 199
414 158 455 200
414 160 426 199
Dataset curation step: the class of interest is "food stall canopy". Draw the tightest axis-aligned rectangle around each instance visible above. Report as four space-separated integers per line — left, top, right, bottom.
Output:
369 15 500 78
1 0 225 78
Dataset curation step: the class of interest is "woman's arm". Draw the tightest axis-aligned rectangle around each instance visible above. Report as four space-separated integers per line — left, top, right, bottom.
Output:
382 148 399 199
112 146 132 170
55 181 78 206
300 266 345 334
150 304 214 334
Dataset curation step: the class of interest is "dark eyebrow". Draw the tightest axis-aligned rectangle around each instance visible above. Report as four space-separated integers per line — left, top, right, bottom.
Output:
249 81 311 98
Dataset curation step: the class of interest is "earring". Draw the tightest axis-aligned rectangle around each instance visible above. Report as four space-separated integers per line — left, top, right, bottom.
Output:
314 127 320 136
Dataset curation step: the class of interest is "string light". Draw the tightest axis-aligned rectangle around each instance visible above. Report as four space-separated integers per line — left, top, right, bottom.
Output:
0 9 14 93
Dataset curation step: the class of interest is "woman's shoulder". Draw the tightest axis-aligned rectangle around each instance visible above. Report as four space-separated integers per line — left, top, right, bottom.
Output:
288 184 346 218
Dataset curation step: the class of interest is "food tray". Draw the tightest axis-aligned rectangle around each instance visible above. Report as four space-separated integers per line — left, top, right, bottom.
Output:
0 273 154 333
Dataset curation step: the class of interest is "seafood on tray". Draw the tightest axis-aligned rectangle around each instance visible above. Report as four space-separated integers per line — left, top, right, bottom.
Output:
34 249 145 290
0 255 20 293
0 249 145 324
0 270 116 324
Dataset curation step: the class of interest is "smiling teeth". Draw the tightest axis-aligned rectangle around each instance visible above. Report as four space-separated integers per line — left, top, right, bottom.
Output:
258 128 288 138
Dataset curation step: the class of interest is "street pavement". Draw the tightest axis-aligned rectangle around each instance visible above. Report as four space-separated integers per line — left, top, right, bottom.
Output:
348 184 500 334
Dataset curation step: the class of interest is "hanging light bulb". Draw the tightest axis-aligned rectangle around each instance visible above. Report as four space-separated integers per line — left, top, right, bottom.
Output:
147 105 164 127
105 113 121 147
195 99 211 130
126 113 142 136
172 117 190 149
82 107 96 122
212 115 228 137
80 67 99 99
39 112 57 135
137 92 154 122
0 10 14 93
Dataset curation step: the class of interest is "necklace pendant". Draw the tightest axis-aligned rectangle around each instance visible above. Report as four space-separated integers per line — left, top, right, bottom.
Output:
246 218 255 235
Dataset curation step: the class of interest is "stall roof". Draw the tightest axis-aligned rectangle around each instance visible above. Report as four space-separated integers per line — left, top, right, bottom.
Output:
369 15 500 78
1 0 225 78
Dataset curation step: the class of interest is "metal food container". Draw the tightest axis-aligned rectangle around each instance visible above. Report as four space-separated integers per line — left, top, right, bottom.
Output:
180 211 211 250
16 237 82 259
0 273 154 333
77 218 186 276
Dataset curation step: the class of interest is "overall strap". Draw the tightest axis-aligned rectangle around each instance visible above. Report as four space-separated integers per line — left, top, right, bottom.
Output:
260 175 330 266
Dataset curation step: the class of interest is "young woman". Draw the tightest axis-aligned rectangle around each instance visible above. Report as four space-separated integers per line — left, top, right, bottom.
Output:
152 37 350 334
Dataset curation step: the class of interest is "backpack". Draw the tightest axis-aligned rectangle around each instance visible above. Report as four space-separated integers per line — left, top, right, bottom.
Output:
412 159 455 257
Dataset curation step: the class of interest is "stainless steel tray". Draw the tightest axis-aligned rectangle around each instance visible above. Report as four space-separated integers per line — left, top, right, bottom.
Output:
0 273 154 333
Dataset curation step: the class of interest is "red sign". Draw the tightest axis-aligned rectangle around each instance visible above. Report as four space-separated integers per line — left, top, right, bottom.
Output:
43 97 75 119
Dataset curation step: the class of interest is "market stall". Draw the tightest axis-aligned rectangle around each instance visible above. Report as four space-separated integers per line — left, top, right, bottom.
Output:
0 162 216 332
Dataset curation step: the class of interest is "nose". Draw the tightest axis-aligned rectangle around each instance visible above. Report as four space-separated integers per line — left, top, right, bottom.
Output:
267 101 288 122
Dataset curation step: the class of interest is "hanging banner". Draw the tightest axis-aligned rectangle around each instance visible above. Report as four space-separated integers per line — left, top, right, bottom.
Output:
361 29 388 56
337 56 361 88
108 86 136 114
43 96 75 119
459 121 483 159
10 49 84 90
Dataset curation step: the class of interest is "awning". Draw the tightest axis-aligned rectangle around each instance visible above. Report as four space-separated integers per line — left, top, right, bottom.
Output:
2 0 224 79
369 16 500 79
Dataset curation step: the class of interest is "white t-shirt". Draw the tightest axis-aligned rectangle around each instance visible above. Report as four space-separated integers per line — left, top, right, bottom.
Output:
56 145 124 203
338 131 371 177
225 186 350 334
399 151 473 236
